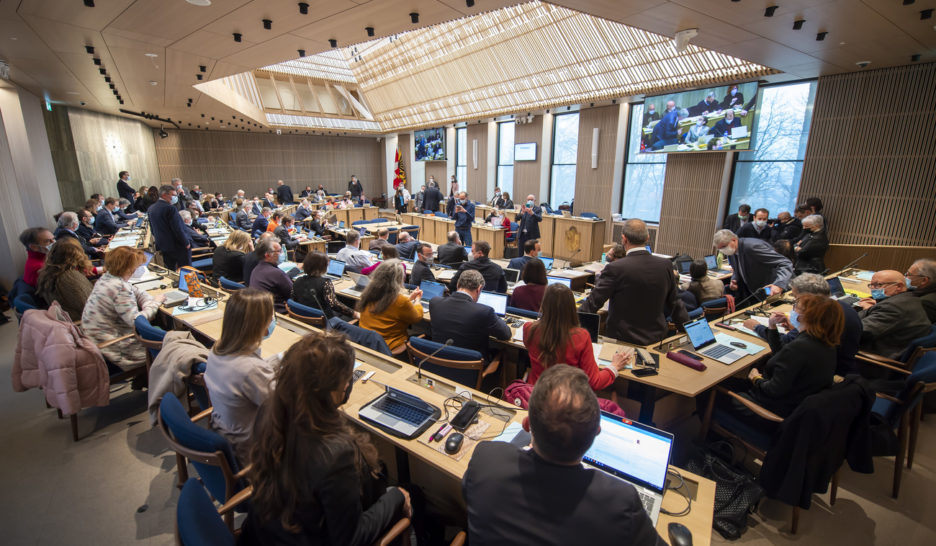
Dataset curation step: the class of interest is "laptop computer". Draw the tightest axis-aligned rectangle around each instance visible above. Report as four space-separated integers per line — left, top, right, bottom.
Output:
828 276 861 306
578 312 600 343
704 254 731 275
477 291 508 316
546 275 571 288
539 257 554 271
338 220 346 229
731 126 749 139
504 268 520 288
683 317 745 364
326 259 346 280
134 216 145 228
419 280 445 310
677 260 692 275
358 385 441 440
582 412 674 524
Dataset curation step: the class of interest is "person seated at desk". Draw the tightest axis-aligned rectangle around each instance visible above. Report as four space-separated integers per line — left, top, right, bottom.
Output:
249 238 292 313
462 364 663 546
358 260 423 354
711 109 742 139
76 209 108 247
19 227 55 288
81 247 165 372
721 84 744 110
36 239 95 322
294 199 313 222
737 208 772 241
274 216 301 252
437 230 468 266
686 259 724 305
726 294 841 421
409 243 441 287
511 259 548 313
485 210 510 230
316 184 327 199
771 211 802 242
713 229 792 301
907 259 936 322
449 240 507 294
688 92 721 117
204 288 279 463
241 332 410 545
260 193 276 210
54 211 103 259
115 198 139 222
856 270 932 360
368 227 393 254
580 219 687 345
429 270 511 361
451 191 475 246
244 233 276 285
649 106 688 150
252 207 272 235
179 210 211 248
299 185 313 198
684 117 711 144
525 284 632 392
292 251 359 321
395 231 419 260
266 210 284 233
213 231 252 284
95 197 127 236
743 273 862 375
336 230 374 273
361 246 406 276
233 200 253 232
508 238 542 272
793 214 829 275
338 192 355 209
308 210 330 239
493 190 514 210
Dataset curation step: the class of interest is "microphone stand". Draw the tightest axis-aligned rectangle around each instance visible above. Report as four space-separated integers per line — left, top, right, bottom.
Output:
836 253 868 276
417 338 454 382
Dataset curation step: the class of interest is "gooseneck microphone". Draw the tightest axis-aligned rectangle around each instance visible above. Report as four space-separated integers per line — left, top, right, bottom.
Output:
417 338 454 381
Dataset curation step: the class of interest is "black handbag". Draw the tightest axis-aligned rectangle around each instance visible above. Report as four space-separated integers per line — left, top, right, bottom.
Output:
684 442 764 540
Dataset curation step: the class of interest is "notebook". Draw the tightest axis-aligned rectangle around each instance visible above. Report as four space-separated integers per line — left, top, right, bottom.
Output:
683 317 745 364
477 291 508 316
582 413 674 524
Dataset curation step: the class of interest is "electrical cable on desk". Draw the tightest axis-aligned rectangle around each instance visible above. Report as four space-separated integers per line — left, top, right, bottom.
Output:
659 468 692 517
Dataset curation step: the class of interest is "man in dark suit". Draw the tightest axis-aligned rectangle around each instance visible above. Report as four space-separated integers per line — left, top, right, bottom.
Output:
437 231 468 266
170 178 192 211
234 202 253 231
275 180 293 205
54 211 103 258
429 270 510 360
508 239 540 271
856 270 932 360
410 243 439 287
422 183 444 213
771 211 802 242
179 210 211 248
451 192 475 246
580 219 687 345
711 109 742 139
115 198 139 223
348 175 364 202
650 105 687 150
149 184 191 270
95 198 126 236
449 240 507 294
642 103 659 126
713 229 793 301
688 92 720 117
517 194 542 253
907 259 936 323
294 199 313 222
737 208 772 241
116 170 135 210
395 231 419 260
462 365 664 546
76 209 107 248
722 204 751 234
251 207 272 236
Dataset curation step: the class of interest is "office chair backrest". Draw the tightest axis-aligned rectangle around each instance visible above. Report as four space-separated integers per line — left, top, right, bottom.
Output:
218 277 245 291
505 305 539 320
407 336 485 389
177 479 235 546
327 317 392 355
897 325 936 363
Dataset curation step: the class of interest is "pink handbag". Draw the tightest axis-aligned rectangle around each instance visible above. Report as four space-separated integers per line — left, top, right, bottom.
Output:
504 380 626 417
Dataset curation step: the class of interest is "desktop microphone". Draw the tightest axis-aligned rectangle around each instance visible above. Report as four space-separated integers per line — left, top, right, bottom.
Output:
417 338 454 381
733 286 767 311
837 253 867 275
564 248 581 269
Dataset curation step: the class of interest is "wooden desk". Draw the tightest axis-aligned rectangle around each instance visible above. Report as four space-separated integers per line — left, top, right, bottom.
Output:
471 224 506 259
552 216 607 263
539 215 556 257
476 204 518 222
346 207 366 224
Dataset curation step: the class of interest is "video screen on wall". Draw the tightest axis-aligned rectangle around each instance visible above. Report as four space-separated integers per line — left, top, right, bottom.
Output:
414 128 446 161
639 81 759 154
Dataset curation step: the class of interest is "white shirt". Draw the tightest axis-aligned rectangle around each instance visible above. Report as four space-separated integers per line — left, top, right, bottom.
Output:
336 245 374 270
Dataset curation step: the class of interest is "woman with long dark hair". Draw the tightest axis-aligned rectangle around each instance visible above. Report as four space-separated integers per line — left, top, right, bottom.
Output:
241 332 410 545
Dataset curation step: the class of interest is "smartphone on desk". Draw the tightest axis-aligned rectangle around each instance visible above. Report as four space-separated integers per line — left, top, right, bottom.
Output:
632 368 658 377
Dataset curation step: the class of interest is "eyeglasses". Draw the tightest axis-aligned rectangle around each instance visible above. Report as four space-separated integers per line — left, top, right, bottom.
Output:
904 272 926 278
867 281 901 289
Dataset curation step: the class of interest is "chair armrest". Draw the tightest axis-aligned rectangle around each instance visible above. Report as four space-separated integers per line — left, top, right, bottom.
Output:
190 407 213 423
96 333 135 349
233 463 253 481
449 531 467 546
375 517 411 546
857 353 912 375
218 485 253 516
481 357 501 378
715 386 785 423
875 392 902 404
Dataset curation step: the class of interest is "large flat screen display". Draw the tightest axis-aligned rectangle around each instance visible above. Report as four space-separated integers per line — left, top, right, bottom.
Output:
414 128 446 161
640 81 758 153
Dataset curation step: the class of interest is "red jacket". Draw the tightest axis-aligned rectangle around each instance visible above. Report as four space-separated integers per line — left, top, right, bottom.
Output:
24 249 46 287
522 324 616 391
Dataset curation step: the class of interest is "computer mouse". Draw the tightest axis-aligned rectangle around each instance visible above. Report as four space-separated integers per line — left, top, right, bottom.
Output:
668 522 692 546
730 341 747 349
444 432 464 454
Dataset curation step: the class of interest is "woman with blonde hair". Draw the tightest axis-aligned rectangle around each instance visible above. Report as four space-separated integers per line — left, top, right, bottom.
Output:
81 247 165 370
204 288 279 460
358 260 423 354
213 230 253 283
36 238 95 321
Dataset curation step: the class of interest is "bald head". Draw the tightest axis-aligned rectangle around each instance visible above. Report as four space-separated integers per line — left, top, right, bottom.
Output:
871 270 908 298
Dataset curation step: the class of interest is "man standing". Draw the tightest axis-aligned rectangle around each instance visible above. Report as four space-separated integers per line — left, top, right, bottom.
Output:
423 182 444 213
248 238 292 313
275 180 293 205
190 184 203 201
722 204 751 234
415 184 426 212
116 170 135 210
517 194 542 253
449 241 507 294
771 211 802 242
171 178 191 211
738 208 772 241
713 229 793 301
580 219 687 345
438 231 468 267
650 106 688 150
149 184 191 270
462 365 664 545
856 270 931 360
793 215 829 275
430 270 511 359
452 191 475 246
348 175 364 203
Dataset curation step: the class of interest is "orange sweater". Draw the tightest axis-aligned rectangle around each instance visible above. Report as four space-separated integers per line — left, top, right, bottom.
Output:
266 219 279 233
360 293 424 351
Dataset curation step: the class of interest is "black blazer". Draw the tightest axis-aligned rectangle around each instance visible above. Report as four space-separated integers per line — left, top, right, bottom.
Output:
183 223 211 248
772 218 802 241
794 229 829 274
722 212 748 234
409 260 436 287
276 184 293 204
148 200 190 254
750 331 836 417
423 187 444 212
517 207 542 240
580 250 686 345
449 257 507 294
95 208 124 235
737 222 772 241
212 247 246 283
235 210 253 231
727 238 793 298
429 292 510 358
437 242 467 267
116 179 135 203
53 228 98 257
462 442 664 546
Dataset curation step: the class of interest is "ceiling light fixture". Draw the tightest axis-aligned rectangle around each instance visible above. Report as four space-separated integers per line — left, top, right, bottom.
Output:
185 0 212 6
83 0 95 7
466 0 474 6
922 9 933 19
196 74 203 80
99 68 106 75
104 76 111 83
149 81 157 86
366 26 375 37
233 32 242 42
199 65 206 72
92 57 101 66
410 12 419 24
144 53 158 58
262 19 272 30
816 31 827 41
793 18 805 30
764 6 778 17
85 45 95 54
298 2 309 14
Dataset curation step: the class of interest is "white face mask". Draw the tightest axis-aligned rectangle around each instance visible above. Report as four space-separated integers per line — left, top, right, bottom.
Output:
720 245 737 257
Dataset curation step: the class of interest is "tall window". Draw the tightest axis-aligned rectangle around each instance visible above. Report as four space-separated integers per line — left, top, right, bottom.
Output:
621 103 667 223
729 81 817 215
549 112 579 208
455 127 467 190
497 121 515 195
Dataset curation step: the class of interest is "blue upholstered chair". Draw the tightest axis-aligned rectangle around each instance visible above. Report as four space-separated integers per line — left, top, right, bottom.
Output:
406 336 496 390
505 222 519 246
505 305 539 320
701 297 729 320
580 212 598 219
434 211 449 218
285 298 326 328
177 478 244 546
328 317 392 356
218 277 245 291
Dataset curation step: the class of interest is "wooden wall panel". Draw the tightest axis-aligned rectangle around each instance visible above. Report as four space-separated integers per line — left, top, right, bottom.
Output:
43 106 84 211
800 63 936 246
466 123 488 200
513 115 543 203
574 105 619 240
67 107 161 201
424 162 447 189
154 129 383 200
656 152 730 258
825 245 936 275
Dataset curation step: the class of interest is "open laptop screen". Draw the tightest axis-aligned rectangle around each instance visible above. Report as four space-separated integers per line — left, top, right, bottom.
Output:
504 268 520 284
578 312 599 343
583 413 673 493
327 259 346 277
546 276 572 288
677 261 692 275
827 276 846 298
477 291 508 316
539 257 554 271
684 317 716 350
704 255 718 270
420 280 445 301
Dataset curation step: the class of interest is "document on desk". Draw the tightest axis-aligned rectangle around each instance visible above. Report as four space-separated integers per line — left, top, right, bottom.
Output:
593 343 608 364
107 239 139 248
491 422 524 443
511 327 524 342
855 270 875 281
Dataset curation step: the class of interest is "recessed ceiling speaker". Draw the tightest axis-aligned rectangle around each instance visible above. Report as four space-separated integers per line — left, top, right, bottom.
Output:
793 19 805 30
410 12 419 24
298 49 305 57
92 58 101 66
262 19 272 30
816 31 827 41
366 26 375 37
233 33 242 42
298 2 309 14
329 38 337 48
764 6 778 17
466 0 474 7
85 45 94 54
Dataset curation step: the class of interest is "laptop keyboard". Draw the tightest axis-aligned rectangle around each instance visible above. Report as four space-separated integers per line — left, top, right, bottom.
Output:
373 397 432 426
838 295 859 306
702 344 734 359
637 489 655 515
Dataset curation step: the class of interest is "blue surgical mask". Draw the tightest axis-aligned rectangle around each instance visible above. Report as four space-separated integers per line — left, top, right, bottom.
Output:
905 278 914 290
264 317 276 339
754 220 767 229
171 195 179 205
789 310 801 331
88 217 95 225
526 200 534 207
871 288 887 301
